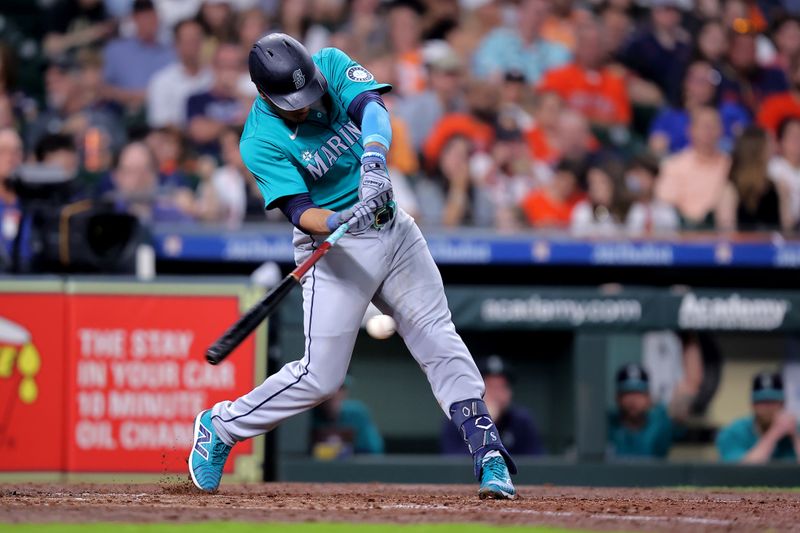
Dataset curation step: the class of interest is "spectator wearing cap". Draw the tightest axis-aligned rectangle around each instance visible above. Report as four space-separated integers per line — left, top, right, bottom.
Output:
608 362 697 459
618 0 692 107
102 0 175 111
624 153 679 235
716 371 800 463
656 106 731 229
648 60 750 156
417 135 493 228
472 0 571 85
147 19 213 128
768 117 800 228
396 46 467 152
718 28 788 115
757 56 800 135
441 355 544 457
473 119 548 231
311 377 384 457
537 17 631 127
186 42 249 157
421 80 497 173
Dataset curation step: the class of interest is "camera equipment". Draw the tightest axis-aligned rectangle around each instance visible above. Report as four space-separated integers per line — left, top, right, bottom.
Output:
8 164 144 274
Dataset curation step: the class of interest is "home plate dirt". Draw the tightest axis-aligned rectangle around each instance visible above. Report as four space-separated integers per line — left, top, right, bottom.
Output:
2 482 800 532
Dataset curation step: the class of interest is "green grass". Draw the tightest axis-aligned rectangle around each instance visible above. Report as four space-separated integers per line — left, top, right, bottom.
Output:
3 523 592 533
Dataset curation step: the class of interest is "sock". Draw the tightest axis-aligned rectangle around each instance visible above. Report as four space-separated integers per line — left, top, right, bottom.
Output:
482 450 502 463
449 398 518 477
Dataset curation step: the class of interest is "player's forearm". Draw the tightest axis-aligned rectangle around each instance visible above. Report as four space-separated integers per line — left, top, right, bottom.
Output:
741 432 780 464
361 101 392 150
299 207 336 235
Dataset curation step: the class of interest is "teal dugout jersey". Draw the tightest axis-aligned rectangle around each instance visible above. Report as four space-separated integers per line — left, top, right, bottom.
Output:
608 404 674 458
240 48 391 212
716 415 798 462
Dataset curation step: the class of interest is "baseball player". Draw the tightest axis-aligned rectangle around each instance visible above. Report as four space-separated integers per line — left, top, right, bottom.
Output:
189 33 517 499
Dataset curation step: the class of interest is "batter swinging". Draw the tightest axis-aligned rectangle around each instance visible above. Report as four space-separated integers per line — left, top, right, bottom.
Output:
189 33 517 499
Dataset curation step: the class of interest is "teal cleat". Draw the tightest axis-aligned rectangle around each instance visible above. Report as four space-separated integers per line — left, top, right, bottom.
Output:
478 455 516 500
189 410 232 492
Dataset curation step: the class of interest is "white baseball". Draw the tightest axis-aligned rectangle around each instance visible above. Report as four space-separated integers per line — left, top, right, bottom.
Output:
366 314 396 339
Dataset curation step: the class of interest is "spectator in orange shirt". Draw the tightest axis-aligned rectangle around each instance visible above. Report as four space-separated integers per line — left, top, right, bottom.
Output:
758 56 800 134
521 159 586 229
538 17 631 127
422 81 497 173
525 91 563 165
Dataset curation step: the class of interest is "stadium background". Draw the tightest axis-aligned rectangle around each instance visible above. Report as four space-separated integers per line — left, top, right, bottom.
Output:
2 0 800 492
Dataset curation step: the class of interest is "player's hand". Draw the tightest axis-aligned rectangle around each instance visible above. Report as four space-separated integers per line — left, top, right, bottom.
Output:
326 201 375 235
771 411 798 438
360 145 393 209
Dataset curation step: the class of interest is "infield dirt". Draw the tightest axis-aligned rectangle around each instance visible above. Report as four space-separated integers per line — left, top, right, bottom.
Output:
1 482 799 532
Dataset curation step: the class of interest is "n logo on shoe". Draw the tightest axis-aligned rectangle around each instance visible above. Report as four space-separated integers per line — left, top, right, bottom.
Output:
194 423 212 459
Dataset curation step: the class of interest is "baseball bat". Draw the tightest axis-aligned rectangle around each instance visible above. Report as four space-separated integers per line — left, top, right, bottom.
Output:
205 223 349 365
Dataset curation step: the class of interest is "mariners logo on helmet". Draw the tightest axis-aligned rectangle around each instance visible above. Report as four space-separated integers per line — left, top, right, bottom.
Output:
292 69 306 90
346 66 374 83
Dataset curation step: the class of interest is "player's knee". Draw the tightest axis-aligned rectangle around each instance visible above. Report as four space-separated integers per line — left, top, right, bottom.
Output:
309 373 346 399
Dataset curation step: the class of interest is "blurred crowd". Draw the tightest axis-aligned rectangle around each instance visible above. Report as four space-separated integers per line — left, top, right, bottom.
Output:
2 0 800 241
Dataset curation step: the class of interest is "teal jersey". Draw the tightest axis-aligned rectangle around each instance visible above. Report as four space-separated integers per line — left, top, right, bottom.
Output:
240 48 391 212
608 404 674 458
716 416 798 463
312 399 384 454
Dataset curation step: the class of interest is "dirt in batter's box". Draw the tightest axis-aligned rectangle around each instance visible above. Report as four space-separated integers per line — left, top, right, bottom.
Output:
1 482 799 532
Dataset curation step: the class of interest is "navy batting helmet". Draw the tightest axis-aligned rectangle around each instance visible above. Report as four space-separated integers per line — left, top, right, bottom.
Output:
249 33 328 111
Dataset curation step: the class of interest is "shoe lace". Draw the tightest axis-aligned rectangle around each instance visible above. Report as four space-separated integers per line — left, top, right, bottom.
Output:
211 440 232 467
482 456 507 481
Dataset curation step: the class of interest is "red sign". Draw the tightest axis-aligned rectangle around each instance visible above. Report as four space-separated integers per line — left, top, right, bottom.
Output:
0 293 68 471
64 294 255 473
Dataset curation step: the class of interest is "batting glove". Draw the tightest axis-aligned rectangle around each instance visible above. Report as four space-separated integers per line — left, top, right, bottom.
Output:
359 145 393 209
326 201 376 235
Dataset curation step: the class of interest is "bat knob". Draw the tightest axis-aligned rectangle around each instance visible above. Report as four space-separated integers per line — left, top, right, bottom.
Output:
206 348 221 365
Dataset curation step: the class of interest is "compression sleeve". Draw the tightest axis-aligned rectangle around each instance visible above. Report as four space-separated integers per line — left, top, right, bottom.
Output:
347 91 392 149
274 193 319 228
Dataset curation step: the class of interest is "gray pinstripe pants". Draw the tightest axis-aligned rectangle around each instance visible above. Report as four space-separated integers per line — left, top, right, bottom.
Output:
210 208 484 445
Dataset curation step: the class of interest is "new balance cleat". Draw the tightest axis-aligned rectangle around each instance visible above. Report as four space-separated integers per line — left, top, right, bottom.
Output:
189 410 232 492
478 455 516 500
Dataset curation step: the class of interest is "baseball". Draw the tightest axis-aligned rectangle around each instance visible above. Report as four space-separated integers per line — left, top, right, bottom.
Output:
366 314 396 339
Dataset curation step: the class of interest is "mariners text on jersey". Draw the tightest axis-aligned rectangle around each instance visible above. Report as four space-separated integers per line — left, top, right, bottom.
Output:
303 120 362 180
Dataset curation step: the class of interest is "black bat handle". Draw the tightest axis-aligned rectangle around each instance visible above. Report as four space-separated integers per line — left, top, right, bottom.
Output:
205 276 295 365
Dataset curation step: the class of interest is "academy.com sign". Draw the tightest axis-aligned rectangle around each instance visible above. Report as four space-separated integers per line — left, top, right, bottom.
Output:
678 293 790 330
481 296 642 326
